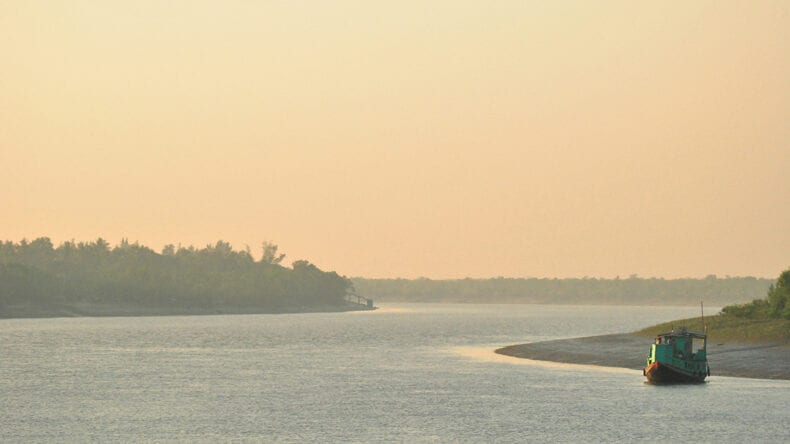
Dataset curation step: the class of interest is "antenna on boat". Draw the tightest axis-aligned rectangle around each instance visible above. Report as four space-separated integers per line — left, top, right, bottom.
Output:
700 300 706 333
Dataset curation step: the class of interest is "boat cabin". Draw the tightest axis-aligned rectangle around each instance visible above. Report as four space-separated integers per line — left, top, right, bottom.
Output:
650 327 707 363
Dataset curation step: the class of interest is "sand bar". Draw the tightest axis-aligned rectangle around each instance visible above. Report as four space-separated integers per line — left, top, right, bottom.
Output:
496 333 790 380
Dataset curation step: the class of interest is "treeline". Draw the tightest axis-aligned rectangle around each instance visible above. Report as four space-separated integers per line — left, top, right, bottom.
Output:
0 238 360 318
722 268 790 319
352 275 774 306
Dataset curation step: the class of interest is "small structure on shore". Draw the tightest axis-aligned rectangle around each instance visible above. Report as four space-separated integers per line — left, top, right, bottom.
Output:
345 292 375 310
644 327 710 383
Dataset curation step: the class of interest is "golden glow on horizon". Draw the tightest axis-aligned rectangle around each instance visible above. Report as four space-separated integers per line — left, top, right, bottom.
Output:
1 1 788 278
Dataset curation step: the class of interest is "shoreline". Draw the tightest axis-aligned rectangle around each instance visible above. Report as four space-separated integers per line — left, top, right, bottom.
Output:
495 333 790 380
0 302 375 320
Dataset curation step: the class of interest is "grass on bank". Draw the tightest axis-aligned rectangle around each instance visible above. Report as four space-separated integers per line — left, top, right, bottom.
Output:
636 314 790 343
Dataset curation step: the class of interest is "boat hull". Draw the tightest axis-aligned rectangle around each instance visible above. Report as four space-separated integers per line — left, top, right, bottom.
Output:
644 362 707 384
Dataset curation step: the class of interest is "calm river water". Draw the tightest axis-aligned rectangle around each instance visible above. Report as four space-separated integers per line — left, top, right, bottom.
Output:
1 304 788 442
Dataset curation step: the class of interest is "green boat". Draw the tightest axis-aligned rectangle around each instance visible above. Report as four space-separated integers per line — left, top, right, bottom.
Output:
644 327 710 383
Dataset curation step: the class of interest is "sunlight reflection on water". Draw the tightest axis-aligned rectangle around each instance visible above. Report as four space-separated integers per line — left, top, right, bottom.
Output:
450 346 640 375
348 306 416 314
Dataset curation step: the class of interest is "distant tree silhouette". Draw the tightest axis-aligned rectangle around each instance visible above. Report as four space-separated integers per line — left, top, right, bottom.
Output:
0 237 356 317
352 274 773 306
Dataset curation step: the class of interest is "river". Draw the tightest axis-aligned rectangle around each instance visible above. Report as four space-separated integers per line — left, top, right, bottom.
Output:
1 304 787 442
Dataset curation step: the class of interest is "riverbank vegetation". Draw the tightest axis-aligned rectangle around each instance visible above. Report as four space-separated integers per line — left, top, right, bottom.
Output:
637 268 790 342
721 269 790 319
353 275 772 306
0 238 359 318
636 315 790 342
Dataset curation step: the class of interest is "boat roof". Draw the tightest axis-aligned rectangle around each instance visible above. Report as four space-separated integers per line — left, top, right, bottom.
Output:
655 327 706 339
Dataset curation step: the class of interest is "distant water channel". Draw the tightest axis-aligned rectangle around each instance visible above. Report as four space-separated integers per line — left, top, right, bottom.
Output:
1 304 788 442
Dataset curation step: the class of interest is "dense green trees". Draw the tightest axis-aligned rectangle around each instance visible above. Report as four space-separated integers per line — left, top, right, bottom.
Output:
767 270 790 319
722 268 790 319
0 238 357 317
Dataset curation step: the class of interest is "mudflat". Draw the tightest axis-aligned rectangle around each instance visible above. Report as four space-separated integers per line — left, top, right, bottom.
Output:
495 333 790 380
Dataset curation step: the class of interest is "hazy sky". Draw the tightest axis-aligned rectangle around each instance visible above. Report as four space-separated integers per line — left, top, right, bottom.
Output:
2 1 788 279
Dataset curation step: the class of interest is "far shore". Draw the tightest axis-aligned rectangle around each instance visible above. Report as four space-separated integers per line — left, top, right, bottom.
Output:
496 333 790 380
0 302 375 320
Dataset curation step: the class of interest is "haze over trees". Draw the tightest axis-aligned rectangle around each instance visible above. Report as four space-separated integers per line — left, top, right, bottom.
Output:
0 238 359 318
0 237 778 319
353 275 773 306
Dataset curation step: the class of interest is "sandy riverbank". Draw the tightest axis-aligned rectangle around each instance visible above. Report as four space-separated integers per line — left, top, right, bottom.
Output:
495 333 790 380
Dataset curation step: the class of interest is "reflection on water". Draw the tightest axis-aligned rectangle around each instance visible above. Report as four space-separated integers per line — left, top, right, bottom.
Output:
451 346 639 375
348 306 416 314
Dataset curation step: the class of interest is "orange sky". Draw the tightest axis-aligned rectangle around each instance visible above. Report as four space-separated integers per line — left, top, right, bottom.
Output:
1 1 788 279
